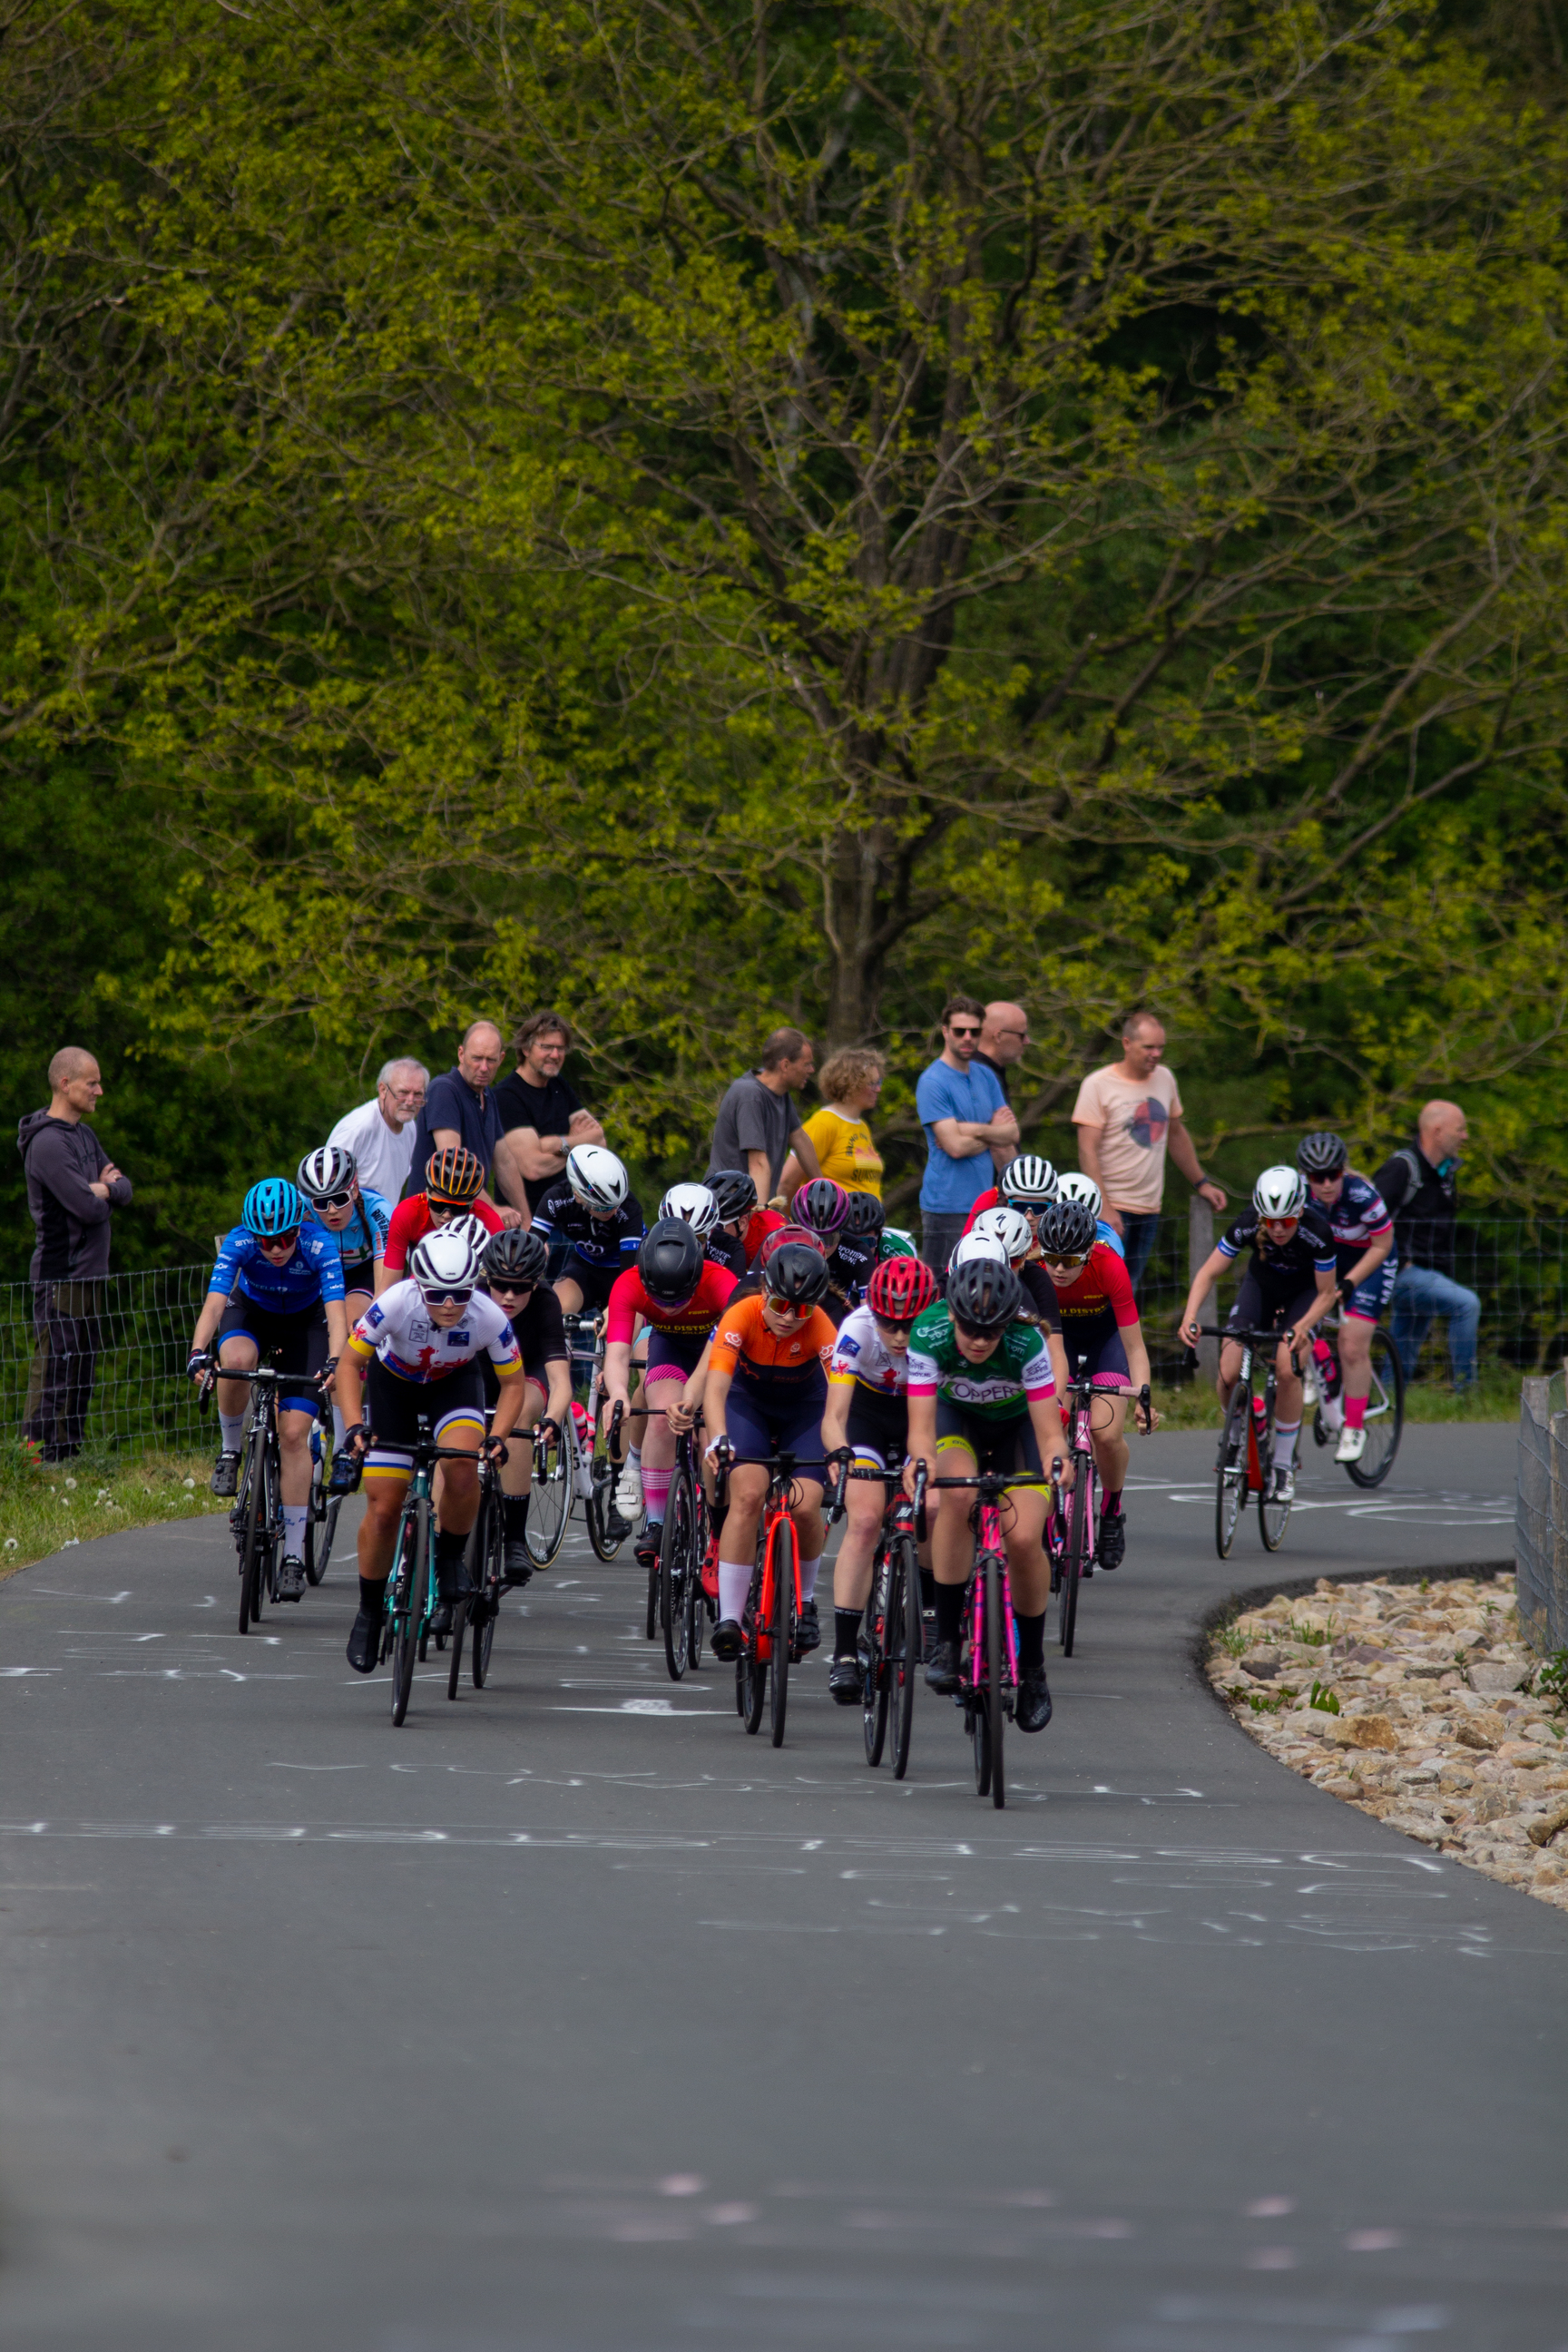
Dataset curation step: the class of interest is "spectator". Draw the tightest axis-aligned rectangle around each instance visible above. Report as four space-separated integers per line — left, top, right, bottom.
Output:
975 1001 1031 1101
916 996 1019 1271
781 1047 885 1200
492 1010 606 1216
1377 1100 1478 1389
326 1058 429 1204
708 1028 822 1206
1072 1012 1226 1294
401 1020 519 1223
17 1048 132 1460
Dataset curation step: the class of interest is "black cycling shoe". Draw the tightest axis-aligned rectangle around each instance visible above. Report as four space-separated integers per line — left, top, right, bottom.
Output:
502 1539 534 1587
1015 1668 1054 1733
328 1450 361 1497
605 1503 633 1542
278 1553 307 1602
429 1598 455 1637
710 1617 742 1661
347 1607 383 1673
925 1638 960 1694
1095 1512 1126 1571
828 1652 864 1705
797 1600 820 1653
211 1450 240 1498
633 1526 662 1572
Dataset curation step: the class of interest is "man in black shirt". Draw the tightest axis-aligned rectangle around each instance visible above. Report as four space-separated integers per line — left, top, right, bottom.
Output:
975 1000 1031 1102
401 1021 516 1218
1376 1100 1478 1388
18 1047 132 1459
491 1011 606 1217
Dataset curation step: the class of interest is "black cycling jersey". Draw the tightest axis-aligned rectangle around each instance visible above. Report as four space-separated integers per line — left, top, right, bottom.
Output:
1218 1201 1337 1284
481 1282 569 1379
1015 1262 1063 1332
531 1180 645 1271
827 1233 877 1299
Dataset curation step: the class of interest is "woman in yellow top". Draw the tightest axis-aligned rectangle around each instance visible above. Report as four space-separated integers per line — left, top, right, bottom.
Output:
782 1048 885 1201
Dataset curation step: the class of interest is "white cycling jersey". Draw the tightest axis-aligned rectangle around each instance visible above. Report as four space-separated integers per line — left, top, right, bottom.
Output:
828 1301 909 1397
348 1280 521 1384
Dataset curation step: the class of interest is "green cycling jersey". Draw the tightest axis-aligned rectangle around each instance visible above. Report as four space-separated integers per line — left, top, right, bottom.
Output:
906 1303 1054 1422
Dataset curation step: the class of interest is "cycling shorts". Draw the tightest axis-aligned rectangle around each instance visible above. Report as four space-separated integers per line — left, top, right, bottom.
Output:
558 1251 620 1313
647 1325 710 1382
846 1385 907 1472
364 1357 485 1481
1339 1255 1396 1323
1227 1269 1318 1339
480 1355 549 1411
216 1295 328 1416
934 1397 1044 1486
1061 1316 1132 1390
724 1378 827 1481
339 1257 377 1299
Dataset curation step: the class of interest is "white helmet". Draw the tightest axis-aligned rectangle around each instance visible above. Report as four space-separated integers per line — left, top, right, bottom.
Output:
970 1205 1034 1264
408 1227 482 1294
999 1154 1057 1208
298 1143 357 1204
566 1144 630 1213
1057 1171 1102 1219
440 1212 490 1256
659 1181 720 1239
1253 1164 1307 1220
948 1230 1007 1271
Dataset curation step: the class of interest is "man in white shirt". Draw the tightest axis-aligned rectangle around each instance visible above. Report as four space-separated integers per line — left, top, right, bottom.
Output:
1071 1014 1226 1294
327 1059 430 1204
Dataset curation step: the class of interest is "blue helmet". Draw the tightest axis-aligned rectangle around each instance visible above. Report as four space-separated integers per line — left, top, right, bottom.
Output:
242 1178 304 1237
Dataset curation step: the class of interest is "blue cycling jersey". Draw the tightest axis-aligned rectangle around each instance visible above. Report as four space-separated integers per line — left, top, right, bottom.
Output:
308 1188 392 1269
1097 1219 1125 1259
211 1221 347 1311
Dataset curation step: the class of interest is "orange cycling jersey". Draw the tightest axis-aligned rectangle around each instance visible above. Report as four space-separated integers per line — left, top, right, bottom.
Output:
709 1293 836 1388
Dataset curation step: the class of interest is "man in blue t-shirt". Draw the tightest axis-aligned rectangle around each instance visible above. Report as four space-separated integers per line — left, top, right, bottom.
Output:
914 995 1020 1272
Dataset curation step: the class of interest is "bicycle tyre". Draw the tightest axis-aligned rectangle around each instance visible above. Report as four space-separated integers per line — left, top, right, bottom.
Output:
391 1497 427 1727
1345 1328 1405 1489
317 1493 344 1583
985 1553 1006 1810
304 1445 328 1585
769 1514 794 1749
661 1465 694 1682
585 1450 627 1563
686 1526 707 1671
862 1545 890 1767
446 1596 467 1699
1058 1463 1086 1657
238 1434 267 1635
472 1489 503 1689
1215 1384 1250 1560
972 1700 992 1798
1259 1386 1292 1552
525 1430 572 1567
742 1556 767 1735
887 1534 917 1780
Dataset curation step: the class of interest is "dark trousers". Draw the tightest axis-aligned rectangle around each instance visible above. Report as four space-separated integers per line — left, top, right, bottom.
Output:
1117 1211 1162 1297
919 1212 971 1276
22 1279 104 1459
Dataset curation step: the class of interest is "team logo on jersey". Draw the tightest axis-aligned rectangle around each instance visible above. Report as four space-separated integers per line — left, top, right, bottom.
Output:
838 1335 861 1357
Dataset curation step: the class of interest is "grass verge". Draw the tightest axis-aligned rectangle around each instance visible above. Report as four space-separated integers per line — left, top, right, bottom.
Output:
0 1443 230 1581
1151 1362 1522 1430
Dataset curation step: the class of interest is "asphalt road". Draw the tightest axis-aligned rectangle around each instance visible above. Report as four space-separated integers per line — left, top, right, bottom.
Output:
2 1422 1564 2352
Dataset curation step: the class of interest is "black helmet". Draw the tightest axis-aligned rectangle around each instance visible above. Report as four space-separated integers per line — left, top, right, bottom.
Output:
842 1191 886 1241
482 1226 549 1286
945 1256 1023 1333
1036 1198 1097 1259
707 1167 757 1222
760 1240 831 1307
1297 1130 1348 1179
638 1216 705 1307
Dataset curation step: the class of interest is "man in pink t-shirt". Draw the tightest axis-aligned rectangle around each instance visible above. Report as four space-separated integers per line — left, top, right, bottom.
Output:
1071 1014 1227 1293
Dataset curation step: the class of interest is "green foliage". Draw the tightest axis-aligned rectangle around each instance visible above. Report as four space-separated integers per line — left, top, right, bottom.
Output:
1309 1681 1342 1713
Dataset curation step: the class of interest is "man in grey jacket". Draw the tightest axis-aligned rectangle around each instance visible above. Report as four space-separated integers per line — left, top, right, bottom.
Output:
18 1049 132 1458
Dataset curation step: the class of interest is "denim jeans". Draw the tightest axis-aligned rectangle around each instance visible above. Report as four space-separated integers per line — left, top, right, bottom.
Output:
1391 1262 1480 1387
919 1213 971 1277
1116 1211 1162 1298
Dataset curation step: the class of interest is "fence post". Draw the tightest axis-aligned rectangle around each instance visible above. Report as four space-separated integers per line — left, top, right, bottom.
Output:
1189 1195 1217 1385
1517 1377 1553 1653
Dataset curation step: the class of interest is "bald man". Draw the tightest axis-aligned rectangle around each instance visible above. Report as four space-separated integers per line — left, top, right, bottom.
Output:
400 1019 523 1225
975 1002 1031 1102
18 1048 132 1458
1376 1101 1478 1388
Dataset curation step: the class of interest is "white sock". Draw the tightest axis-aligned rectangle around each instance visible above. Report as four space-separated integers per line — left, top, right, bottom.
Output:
718 1560 752 1623
332 1404 347 1447
799 1554 822 1603
282 1504 308 1554
626 1446 641 1473
1272 1420 1300 1471
219 1411 246 1453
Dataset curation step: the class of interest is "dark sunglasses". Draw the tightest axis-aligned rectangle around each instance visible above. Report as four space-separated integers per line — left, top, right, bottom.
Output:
948 1024 982 1038
486 1280 534 1299
1043 1250 1089 1271
872 1314 916 1334
953 1318 1000 1342
258 1230 299 1250
419 1285 474 1307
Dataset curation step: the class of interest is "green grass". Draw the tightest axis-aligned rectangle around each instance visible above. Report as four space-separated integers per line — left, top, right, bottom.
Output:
1150 1361 1521 1430
0 1443 230 1578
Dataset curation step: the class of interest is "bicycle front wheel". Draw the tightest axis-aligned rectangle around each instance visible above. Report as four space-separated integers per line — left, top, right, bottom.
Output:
862 1546 890 1769
685 1507 708 1671
1259 1390 1292 1553
888 1534 917 1780
1345 1329 1405 1489
472 1485 503 1689
1057 1465 1086 1656
1215 1385 1250 1560
391 1497 428 1727
238 1437 268 1635
525 1430 572 1567
985 1553 1006 1811
661 1465 695 1682
769 1514 795 1749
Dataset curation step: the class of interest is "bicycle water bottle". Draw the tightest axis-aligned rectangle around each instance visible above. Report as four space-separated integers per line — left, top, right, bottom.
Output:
1312 1334 1341 1397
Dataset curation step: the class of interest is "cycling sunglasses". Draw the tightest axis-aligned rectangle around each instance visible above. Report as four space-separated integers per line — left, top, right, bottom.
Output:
486 1279 534 1299
764 1296 815 1318
871 1313 916 1335
257 1230 300 1250
1262 1215 1300 1234
1042 1250 1089 1271
317 1188 356 1210
418 1285 474 1307
952 1318 1002 1343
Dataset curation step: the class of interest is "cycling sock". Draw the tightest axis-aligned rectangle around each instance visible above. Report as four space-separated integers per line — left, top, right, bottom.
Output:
332 1404 347 1449
934 1581 965 1645
642 1465 672 1516
358 1574 386 1617
1272 1419 1300 1470
718 1559 751 1623
625 1445 641 1475
435 1528 470 1592
219 1411 245 1454
503 1494 529 1538
1345 1395 1367 1431
1102 1489 1122 1518
799 1554 821 1603
1015 1609 1046 1674
834 1607 863 1660
282 1504 307 1555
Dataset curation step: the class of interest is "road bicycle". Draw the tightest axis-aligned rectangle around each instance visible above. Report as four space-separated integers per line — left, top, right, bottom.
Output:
828 1459 926 1778
717 1444 806 1749
377 1417 498 1727
655 1407 712 1682
443 1431 526 1700
924 1470 1053 1810
304 1404 340 1586
1048 1376 1152 1656
200 1361 325 1635
1305 1311 1405 1488
526 1315 632 1568
1200 1324 1302 1559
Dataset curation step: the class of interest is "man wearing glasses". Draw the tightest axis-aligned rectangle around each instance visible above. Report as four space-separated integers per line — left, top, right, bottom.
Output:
327 1058 430 1206
915 995 1020 1274
975 1001 1032 1102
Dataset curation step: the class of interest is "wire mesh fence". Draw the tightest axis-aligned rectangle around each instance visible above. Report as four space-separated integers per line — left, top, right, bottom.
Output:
1516 1372 1568 1658
2 1267 211 1460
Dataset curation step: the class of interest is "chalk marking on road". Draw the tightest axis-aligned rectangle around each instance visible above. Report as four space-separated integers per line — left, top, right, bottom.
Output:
555 1701 731 1717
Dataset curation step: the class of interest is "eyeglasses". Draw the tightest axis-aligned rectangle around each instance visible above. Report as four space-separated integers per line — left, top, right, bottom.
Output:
1042 1251 1088 1271
418 1286 474 1307
317 1189 356 1210
385 1088 425 1107
257 1230 299 1251
948 1024 982 1038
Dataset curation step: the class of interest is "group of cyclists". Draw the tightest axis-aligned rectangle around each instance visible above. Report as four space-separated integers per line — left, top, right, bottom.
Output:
184 1108 1398 1744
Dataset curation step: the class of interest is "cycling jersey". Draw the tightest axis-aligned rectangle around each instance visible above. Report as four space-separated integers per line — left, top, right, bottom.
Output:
1218 1203 1337 1283
960 1185 1123 1257
309 1188 392 1276
706 1208 785 1278
211 1221 346 1312
604 1259 738 1345
348 1280 522 1384
826 1233 877 1308
382 1192 504 1276
828 1302 909 1397
1315 1171 1396 1260
710 1292 836 1390
483 1283 569 1380
1015 1265 1063 1330
1048 1243 1140 1335
531 1180 645 1269
906 1305 1054 1421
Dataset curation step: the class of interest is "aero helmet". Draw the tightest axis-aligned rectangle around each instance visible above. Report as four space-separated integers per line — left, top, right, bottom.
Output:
566 1145 630 1214
638 1217 705 1307
948 1230 1007 1269
970 1204 1034 1263
408 1227 483 1295
1253 1164 1308 1220
659 1181 720 1239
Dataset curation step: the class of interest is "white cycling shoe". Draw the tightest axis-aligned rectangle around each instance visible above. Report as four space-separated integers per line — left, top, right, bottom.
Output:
615 1463 643 1516
1335 1426 1367 1464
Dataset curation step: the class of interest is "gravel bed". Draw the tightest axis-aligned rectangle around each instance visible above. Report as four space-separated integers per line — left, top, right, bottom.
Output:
1205 1572 1568 1908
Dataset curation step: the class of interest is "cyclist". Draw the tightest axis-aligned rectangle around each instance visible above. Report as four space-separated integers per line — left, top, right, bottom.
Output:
187 1178 349 1597
604 1219 740 1577
336 1226 524 1666
1057 1171 1126 1259
475 1226 573 1580
960 1152 1059 1235
966 1205 1071 1392
299 1144 389 1452
904 1255 1071 1733
820 1253 938 1702
1295 1131 1397 1465
659 1181 721 1243
704 1241 838 1661
704 1168 785 1278
1034 1197 1155 1570
379 1147 503 1289
824 1188 885 1326
534 1145 644 1316
1178 1165 1339 1504
879 1224 920 1260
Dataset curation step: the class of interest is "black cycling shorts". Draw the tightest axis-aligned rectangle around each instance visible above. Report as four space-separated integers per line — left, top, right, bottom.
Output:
845 1385 907 1471
934 1397 1044 1484
216 1295 328 1414
1228 1268 1318 1338
557 1251 621 1313
363 1357 487 1480
339 1256 377 1298
1060 1313 1132 1390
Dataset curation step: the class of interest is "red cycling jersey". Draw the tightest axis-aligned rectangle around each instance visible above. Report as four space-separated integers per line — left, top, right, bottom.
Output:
604 1259 739 1344
383 1192 505 1276
1048 1242 1140 1329
961 1185 1004 1236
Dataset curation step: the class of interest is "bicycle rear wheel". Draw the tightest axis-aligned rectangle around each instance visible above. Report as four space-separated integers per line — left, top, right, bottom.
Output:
661 1466 694 1682
1057 1466 1085 1655
391 1497 427 1727
887 1534 917 1780
862 1545 890 1768
1215 1384 1250 1559
985 1553 1006 1810
446 1596 468 1698
586 1442 628 1562
1345 1329 1405 1488
685 1522 708 1671
769 1514 794 1749
742 1555 767 1735
238 1436 268 1635
1259 1387 1292 1552
472 1488 503 1689
525 1430 572 1567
